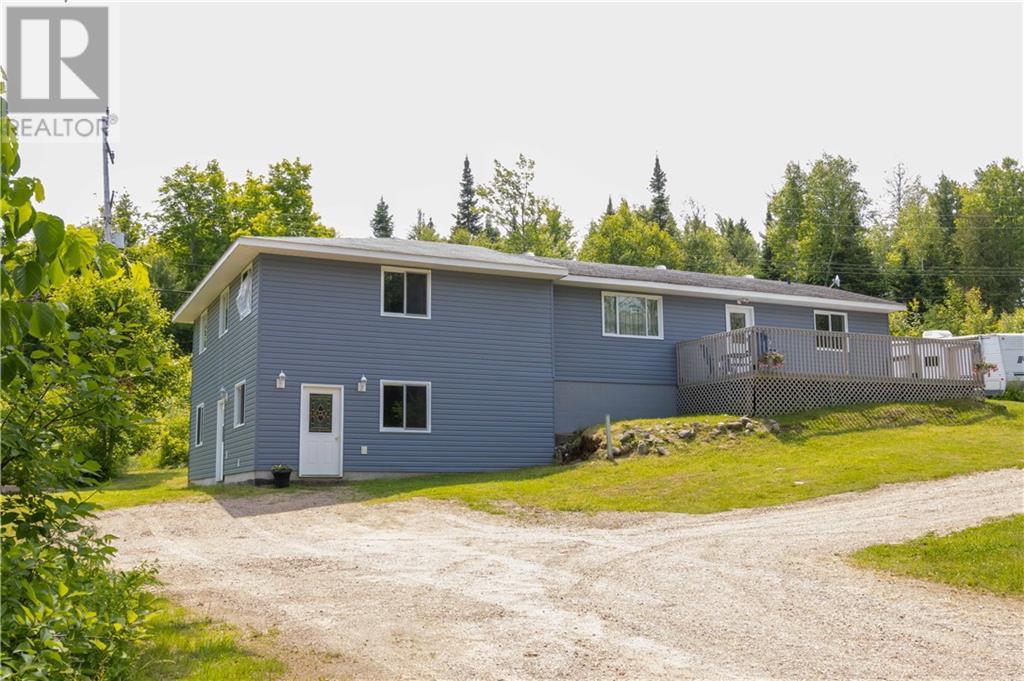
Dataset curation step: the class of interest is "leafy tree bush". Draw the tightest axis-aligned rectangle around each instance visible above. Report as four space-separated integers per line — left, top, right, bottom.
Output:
55 274 184 478
155 405 191 468
579 201 683 269
1 79 158 679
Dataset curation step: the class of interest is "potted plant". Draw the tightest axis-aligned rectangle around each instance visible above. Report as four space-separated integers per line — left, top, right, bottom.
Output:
758 350 785 370
974 360 998 376
271 464 292 488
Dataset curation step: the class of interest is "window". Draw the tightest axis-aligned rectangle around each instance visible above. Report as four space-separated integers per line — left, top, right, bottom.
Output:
233 381 246 427
195 403 205 446
814 310 848 351
381 267 430 318
308 393 333 433
236 265 253 318
197 310 208 353
602 292 662 339
218 288 229 337
380 381 431 432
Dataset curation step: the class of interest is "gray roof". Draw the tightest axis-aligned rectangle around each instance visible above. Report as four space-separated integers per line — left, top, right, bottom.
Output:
536 257 894 305
242 237 895 306
268 237 562 270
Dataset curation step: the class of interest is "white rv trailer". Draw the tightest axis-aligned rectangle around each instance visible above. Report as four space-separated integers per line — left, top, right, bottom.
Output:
923 331 1024 394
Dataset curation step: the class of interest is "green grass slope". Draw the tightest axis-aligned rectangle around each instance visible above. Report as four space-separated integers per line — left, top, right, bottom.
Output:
355 400 1024 514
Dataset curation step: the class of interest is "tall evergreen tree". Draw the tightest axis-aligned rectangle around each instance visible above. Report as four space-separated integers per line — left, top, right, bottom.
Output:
453 156 481 235
370 196 394 238
647 156 677 235
605 196 615 217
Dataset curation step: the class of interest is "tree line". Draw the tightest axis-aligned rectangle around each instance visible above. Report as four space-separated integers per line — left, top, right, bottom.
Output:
368 153 1023 334
92 151 1022 340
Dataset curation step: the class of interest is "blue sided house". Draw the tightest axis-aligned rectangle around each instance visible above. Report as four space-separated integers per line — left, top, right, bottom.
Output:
174 237 982 484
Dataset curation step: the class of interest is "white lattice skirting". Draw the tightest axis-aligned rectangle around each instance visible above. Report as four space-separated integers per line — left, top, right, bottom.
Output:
678 375 984 417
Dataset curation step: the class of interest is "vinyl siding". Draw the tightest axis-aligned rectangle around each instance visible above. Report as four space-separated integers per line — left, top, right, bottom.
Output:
255 255 554 473
188 262 259 480
552 285 891 430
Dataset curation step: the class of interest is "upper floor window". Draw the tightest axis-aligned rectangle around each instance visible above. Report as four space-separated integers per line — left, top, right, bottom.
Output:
381 267 430 318
197 309 208 354
237 265 253 318
602 292 662 339
814 310 848 351
218 288 229 337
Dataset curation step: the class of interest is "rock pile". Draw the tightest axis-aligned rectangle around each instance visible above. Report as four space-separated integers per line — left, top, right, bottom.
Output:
556 416 782 463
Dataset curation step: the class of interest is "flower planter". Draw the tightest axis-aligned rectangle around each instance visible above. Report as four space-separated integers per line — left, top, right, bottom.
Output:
271 469 291 488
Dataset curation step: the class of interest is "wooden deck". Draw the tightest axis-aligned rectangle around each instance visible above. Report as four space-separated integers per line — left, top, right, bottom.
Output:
675 326 983 415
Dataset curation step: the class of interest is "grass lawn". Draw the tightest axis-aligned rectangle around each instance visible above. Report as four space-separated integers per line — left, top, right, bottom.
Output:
135 600 285 680
851 515 1024 596
354 400 1024 514
75 468 303 510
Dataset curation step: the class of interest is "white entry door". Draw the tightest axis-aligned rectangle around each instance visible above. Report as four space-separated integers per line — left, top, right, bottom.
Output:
725 304 755 366
215 399 225 482
299 384 343 477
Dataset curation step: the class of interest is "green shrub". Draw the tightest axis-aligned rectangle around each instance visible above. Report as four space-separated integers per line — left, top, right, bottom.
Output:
156 407 190 468
1 494 157 679
998 381 1024 403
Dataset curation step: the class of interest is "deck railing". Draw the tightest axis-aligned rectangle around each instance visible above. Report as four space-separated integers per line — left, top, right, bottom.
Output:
676 325 982 387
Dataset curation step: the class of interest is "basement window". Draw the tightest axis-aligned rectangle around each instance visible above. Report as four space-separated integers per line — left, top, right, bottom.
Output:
380 381 431 432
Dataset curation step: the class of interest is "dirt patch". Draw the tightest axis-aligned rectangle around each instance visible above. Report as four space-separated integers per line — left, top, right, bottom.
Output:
97 469 1024 680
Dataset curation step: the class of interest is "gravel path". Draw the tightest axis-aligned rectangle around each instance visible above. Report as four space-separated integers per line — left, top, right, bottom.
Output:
98 469 1024 680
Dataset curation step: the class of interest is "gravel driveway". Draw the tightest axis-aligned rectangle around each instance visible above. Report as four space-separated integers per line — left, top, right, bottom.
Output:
98 469 1024 680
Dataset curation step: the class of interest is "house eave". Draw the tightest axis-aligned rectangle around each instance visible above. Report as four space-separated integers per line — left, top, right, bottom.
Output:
555 275 906 314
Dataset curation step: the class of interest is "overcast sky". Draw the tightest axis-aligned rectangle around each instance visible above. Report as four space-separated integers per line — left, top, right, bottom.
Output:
18 1 1024 242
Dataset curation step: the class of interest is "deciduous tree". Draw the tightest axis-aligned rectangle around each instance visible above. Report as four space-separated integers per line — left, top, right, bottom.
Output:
579 201 684 269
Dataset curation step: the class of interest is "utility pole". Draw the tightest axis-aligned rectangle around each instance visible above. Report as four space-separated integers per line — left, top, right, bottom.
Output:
100 107 121 247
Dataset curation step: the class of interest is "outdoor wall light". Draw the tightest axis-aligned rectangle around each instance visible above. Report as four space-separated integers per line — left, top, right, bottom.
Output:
218 386 228 402
276 371 287 390
358 375 367 392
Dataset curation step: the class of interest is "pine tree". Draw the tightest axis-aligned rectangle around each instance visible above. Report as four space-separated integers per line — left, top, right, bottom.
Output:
605 196 615 217
648 156 677 235
370 196 394 238
453 156 481 235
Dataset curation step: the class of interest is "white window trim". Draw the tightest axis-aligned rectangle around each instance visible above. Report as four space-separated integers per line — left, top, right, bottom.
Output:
197 310 208 354
237 265 253 319
813 309 849 352
195 402 205 446
725 304 755 331
601 291 664 340
379 380 432 433
218 288 229 337
233 380 246 428
380 266 432 319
